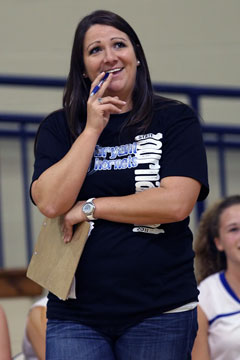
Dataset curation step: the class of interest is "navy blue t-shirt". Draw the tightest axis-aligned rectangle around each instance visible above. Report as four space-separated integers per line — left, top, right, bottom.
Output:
31 98 209 333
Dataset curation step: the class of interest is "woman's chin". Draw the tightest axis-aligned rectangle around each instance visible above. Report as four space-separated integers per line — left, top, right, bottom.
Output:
106 86 122 94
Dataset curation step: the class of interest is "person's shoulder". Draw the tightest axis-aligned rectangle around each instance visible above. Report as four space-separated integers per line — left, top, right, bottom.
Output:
42 108 67 127
197 273 220 319
198 272 221 291
38 108 70 138
34 108 72 149
153 95 194 113
153 95 197 123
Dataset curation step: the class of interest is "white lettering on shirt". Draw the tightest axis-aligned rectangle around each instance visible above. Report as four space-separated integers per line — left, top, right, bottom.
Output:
133 133 165 234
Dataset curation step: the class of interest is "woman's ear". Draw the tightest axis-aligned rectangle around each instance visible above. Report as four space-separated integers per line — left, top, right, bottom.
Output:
214 237 224 252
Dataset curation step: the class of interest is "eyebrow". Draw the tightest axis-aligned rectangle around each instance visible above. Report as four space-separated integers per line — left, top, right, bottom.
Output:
86 37 127 50
226 222 240 228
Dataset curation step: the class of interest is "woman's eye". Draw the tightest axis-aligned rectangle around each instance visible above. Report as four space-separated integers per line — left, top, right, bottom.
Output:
229 227 238 232
114 41 126 49
89 46 101 55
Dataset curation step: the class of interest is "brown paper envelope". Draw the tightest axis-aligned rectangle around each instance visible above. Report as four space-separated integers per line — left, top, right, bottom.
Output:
27 217 90 300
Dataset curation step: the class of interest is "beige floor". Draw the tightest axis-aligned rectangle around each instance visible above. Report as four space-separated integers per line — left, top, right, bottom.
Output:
0 296 40 357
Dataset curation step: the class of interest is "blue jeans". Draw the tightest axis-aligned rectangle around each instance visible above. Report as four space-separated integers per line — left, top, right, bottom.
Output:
46 309 197 360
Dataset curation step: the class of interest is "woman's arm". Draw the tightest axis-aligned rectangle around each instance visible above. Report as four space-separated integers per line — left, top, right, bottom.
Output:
31 127 100 218
192 305 210 360
62 176 201 242
95 176 200 224
0 306 11 360
32 74 125 218
26 306 47 360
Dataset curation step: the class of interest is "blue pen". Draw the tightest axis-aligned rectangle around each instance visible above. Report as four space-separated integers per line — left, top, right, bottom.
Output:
90 72 110 97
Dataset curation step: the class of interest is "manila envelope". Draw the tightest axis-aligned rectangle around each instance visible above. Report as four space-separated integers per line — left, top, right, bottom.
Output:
27 217 90 300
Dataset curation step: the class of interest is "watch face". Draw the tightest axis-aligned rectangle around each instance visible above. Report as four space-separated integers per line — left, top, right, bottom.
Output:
83 203 93 215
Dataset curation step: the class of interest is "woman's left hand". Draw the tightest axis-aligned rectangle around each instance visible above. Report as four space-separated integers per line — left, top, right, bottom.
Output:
62 201 86 243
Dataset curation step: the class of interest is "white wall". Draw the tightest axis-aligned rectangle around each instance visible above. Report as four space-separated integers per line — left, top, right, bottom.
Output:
0 0 240 267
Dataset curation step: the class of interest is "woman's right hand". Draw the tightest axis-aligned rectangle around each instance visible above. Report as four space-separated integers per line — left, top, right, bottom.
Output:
86 72 126 134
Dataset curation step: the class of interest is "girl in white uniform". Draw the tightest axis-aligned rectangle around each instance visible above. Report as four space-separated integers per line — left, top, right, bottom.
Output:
192 195 240 360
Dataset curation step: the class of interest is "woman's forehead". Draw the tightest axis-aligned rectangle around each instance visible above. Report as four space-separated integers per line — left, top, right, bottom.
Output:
220 204 240 226
84 24 129 48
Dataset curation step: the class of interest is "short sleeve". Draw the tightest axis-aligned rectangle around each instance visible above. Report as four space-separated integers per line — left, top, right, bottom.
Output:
30 110 71 203
160 104 209 201
32 110 71 182
198 279 212 320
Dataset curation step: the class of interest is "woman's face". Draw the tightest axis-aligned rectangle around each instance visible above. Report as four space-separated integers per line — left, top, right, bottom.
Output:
83 24 139 103
214 204 240 267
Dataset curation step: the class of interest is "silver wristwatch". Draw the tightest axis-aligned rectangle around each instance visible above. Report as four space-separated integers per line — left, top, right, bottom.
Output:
82 198 97 221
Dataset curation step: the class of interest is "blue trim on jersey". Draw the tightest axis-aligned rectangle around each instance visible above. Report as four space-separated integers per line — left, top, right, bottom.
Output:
220 272 240 303
209 310 240 325
209 272 240 325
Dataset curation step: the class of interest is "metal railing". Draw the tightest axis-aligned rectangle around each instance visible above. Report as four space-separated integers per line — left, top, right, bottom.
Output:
1 74 240 268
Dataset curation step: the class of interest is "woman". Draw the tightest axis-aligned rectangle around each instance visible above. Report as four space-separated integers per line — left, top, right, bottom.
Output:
192 195 240 360
31 10 209 360
0 305 11 360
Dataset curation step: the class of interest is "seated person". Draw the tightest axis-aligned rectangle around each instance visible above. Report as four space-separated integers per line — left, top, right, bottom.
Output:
192 195 240 360
0 304 12 360
22 296 48 360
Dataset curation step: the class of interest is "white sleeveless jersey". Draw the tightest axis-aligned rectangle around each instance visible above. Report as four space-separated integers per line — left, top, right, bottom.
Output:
198 272 240 360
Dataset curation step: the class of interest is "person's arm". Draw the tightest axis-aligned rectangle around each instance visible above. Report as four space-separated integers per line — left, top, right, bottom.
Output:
26 306 47 360
192 305 210 360
62 175 201 242
0 306 12 360
31 73 125 218
31 127 100 217
94 176 200 224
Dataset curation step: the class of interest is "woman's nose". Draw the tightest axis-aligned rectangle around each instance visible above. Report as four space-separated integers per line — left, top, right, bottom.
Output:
103 48 117 64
